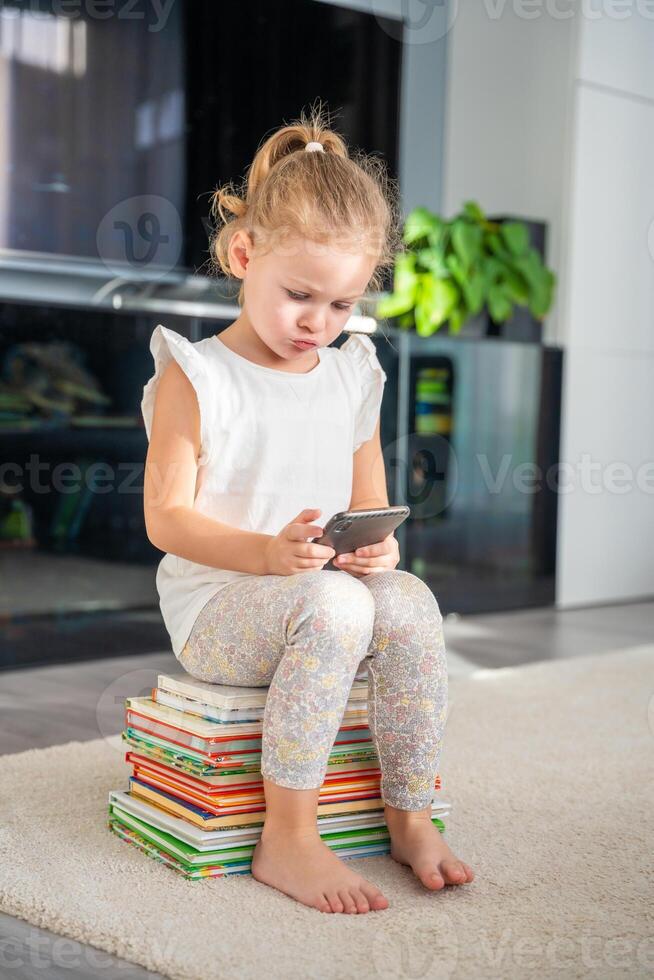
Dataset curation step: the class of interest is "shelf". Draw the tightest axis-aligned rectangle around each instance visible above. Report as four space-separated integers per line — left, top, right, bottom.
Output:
380 324 562 352
1 424 147 456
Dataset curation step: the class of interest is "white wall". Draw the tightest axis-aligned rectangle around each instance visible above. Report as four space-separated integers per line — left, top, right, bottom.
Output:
441 2 654 608
441 1 578 347
556 11 654 607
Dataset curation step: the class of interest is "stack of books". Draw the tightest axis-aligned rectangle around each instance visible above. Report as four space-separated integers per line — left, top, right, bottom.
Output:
107 663 451 880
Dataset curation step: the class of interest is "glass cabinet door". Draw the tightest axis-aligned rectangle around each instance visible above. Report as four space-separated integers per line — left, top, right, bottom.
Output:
371 329 562 616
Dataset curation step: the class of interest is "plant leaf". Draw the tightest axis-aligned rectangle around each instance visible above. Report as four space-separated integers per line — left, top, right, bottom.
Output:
462 200 486 223
505 269 530 304
512 250 544 298
375 252 419 319
403 207 443 245
444 252 466 285
448 306 466 334
500 222 529 257
487 233 513 263
483 255 504 284
414 276 433 336
424 275 459 328
375 292 416 318
394 251 418 294
488 283 513 322
417 245 449 277
451 220 483 271
460 272 486 314
527 267 556 318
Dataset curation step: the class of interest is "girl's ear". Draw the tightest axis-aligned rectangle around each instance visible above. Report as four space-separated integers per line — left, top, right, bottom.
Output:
228 229 253 278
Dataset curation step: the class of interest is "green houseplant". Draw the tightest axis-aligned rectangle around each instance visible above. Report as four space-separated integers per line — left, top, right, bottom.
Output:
375 200 557 336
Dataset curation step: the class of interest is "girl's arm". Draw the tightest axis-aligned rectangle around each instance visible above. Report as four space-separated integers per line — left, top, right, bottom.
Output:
337 415 400 576
348 416 390 511
143 359 270 574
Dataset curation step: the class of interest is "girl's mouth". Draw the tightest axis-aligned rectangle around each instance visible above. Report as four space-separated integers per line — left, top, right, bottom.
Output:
292 340 317 350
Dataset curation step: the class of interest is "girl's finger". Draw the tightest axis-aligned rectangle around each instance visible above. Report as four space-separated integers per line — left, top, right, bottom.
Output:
296 557 329 568
341 556 387 565
338 563 389 576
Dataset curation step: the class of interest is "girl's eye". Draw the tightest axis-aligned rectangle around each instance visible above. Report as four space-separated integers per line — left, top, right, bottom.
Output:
285 289 351 312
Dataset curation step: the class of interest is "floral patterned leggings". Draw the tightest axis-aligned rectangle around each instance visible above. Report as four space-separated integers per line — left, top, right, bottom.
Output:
178 568 447 810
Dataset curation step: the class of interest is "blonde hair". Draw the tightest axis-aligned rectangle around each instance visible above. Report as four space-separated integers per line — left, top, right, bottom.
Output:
208 101 403 307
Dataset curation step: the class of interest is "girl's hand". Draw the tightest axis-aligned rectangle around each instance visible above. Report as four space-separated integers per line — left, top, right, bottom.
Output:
264 507 336 575
333 533 400 577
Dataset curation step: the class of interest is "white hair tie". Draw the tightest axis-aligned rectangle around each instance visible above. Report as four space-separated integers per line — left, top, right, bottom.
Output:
305 141 325 153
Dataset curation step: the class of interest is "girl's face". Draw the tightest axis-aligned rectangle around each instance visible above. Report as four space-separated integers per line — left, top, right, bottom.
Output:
230 230 378 365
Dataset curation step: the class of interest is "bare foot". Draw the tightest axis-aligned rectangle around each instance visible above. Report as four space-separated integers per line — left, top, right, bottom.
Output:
385 808 475 891
251 828 390 914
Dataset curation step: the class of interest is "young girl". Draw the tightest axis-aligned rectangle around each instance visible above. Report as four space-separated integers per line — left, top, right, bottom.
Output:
141 107 474 914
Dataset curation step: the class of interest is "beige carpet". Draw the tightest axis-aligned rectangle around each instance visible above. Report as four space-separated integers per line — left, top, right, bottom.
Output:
1 646 653 980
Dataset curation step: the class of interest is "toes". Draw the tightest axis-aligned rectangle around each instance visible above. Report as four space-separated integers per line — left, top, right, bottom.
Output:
325 891 345 913
463 863 475 882
318 894 333 913
417 865 445 890
361 883 389 911
338 889 359 914
441 859 467 884
352 888 371 913
371 894 390 910
412 861 445 891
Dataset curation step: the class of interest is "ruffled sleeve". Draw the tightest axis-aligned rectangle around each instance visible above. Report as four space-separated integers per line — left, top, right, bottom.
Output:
141 324 217 468
340 333 387 452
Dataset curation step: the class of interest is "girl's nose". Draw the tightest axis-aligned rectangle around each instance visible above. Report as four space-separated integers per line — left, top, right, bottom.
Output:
299 318 324 335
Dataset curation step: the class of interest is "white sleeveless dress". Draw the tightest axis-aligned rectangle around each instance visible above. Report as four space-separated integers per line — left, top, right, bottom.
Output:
140 325 387 657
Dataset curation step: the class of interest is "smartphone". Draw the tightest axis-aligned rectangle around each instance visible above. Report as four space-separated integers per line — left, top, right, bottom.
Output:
313 505 410 569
